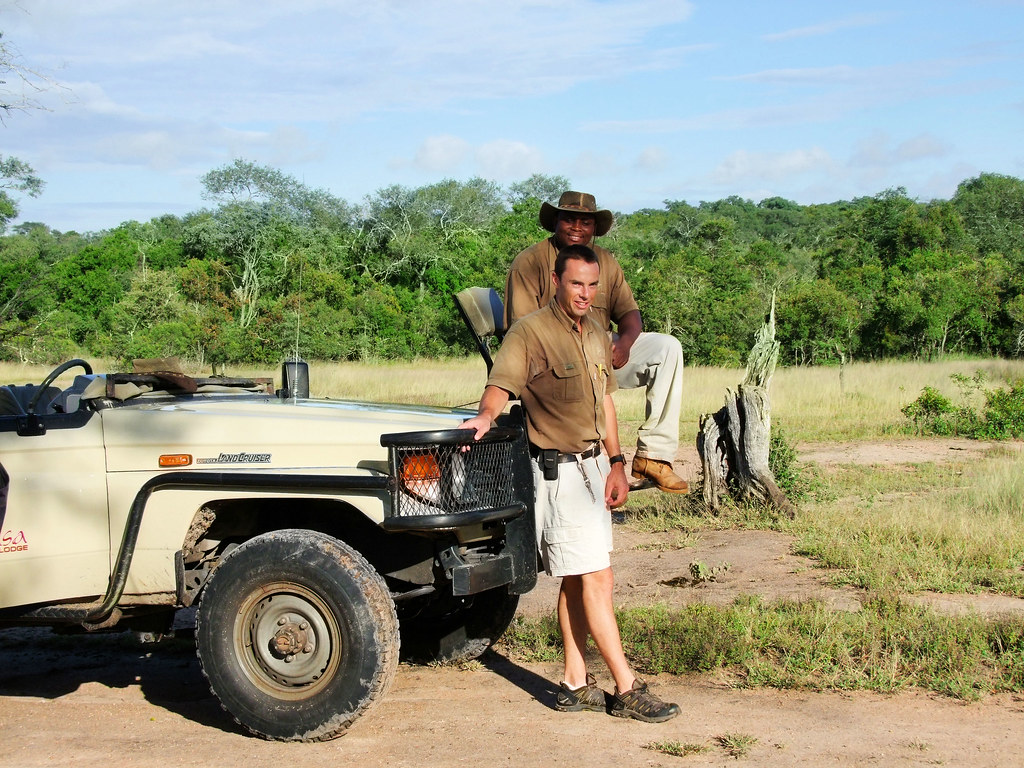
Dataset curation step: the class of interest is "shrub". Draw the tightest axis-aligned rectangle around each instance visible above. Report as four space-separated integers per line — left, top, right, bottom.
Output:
978 381 1024 438
901 373 1024 439
769 424 813 500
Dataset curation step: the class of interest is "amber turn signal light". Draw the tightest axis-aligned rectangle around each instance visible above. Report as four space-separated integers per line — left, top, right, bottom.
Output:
401 453 440 482
159 454 192 467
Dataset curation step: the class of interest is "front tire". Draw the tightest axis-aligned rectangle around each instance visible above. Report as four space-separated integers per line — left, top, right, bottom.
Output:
400 586 519 663
195 529 398 742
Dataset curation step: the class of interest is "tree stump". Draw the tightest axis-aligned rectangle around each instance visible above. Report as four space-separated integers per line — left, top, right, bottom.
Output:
697 297 796 518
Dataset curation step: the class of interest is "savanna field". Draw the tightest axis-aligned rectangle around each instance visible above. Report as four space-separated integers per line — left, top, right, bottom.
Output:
5 355 1024 700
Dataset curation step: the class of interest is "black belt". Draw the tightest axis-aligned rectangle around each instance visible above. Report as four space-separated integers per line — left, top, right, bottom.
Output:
530 443 601 464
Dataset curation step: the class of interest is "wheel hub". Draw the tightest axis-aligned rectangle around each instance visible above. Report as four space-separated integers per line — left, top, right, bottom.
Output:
238 586 340 691
271 618 315 659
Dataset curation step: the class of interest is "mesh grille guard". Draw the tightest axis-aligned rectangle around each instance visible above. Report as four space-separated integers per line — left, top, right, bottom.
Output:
380 427 529 531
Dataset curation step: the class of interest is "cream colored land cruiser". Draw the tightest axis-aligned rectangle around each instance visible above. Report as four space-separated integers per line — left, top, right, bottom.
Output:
0 358 535 742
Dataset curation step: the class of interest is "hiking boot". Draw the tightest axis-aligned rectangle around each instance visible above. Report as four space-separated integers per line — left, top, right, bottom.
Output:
610 679 681 723
631 456 689 494
555 672 607 713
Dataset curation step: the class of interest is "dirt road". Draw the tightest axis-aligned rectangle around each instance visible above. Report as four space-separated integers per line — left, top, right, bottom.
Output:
2 438 1023 767
2 625 1023 768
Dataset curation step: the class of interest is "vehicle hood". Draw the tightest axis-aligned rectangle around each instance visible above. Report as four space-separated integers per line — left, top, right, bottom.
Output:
99 396 475 473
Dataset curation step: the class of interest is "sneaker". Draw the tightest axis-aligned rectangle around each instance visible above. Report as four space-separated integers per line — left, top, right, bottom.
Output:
555 672 607 713
610 679 680 722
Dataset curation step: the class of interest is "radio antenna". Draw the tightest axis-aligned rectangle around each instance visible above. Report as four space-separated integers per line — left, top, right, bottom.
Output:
293 260 302 368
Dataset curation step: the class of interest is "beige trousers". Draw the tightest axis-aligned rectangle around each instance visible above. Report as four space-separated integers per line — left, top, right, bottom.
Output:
613 331 683 463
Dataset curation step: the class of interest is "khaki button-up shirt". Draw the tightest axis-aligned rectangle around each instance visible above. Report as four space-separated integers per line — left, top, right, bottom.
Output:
504 238 640 331
487 300 617 454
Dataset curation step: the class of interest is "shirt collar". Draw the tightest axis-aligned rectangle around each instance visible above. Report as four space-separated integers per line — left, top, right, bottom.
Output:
547 298 589 335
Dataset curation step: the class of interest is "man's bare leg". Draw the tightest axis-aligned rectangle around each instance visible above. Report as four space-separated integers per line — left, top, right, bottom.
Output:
558 568 635 693
557 577 589 688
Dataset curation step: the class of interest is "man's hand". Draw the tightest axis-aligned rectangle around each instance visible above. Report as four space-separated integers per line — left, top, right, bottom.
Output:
611 337 633 369
605 463 629 508
459 386 511 441
459 414 493 441
611 309 643 369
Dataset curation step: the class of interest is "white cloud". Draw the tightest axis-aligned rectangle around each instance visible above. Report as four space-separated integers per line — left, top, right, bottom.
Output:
762 13 891 42
571 150 622 178
474 140 544 180
11 0 701 124
585 99 850 134
48 80 137 118
720 65 865 86
81 121 322 173
894 134 950 162
266 126 326 166
396 136 545 179
919 163 979 201
708 148 835 184
91 130 189 171
634 146 669 171
412 135 471 173
850 132 950 169
5 0 1021 232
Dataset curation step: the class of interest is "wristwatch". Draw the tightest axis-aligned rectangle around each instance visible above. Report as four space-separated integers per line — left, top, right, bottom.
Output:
609 454 626 466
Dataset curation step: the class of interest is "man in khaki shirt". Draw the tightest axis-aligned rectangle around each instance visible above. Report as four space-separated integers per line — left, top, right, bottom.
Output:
462 244 679 723
505 191 688 494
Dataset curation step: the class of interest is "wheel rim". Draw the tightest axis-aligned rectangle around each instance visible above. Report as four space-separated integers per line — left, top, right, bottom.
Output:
234 581 343 700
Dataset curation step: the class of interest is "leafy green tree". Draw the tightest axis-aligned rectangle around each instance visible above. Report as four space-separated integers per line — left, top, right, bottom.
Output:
755 197 808 245
358 177 503 292
48 229 138 345
486 200 548 282
0 224 86 355
952 173 1024 257
867 253 999 359
183 203 294 329
201 158 354 231
856 187 940 267
0 233 51 353
101 270 200 364
0 155 44 232
776 279 861 365
506 174 571 205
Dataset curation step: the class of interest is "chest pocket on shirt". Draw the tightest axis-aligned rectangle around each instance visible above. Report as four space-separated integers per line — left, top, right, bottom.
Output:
552 361 585 402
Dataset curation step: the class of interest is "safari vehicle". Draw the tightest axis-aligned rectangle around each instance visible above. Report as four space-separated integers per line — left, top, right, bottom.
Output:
0 358 535 742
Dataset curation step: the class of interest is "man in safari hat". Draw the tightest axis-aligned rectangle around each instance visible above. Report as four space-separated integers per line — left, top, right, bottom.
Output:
504 191 687 494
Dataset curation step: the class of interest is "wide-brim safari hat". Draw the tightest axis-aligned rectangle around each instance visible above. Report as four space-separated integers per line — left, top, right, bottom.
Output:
539 191 614 237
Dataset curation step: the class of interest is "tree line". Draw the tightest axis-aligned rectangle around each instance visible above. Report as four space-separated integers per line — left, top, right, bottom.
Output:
1 161 1023 369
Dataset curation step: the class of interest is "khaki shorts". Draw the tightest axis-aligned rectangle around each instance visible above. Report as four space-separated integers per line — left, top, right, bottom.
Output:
533 454 613 577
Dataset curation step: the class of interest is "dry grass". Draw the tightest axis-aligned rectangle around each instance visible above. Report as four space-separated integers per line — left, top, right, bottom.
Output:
768 358 1024 441
794 447 1024 595
617 357 1024 443
4 356 1024 441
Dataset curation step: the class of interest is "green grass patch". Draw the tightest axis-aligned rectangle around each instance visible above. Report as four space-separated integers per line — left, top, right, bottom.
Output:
622 488 790 534
645 740 710 757
499 596 1024 700
717 733 758 759
791 455 1024 595
803 461 956 500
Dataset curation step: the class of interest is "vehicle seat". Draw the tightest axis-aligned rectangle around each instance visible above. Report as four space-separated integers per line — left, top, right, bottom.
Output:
0 384 62 416
49 374 102 413
454 287 506 374
0 387 22 417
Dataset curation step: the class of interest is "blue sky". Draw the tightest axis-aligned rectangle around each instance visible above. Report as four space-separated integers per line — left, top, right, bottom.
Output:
3 0 1023 233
